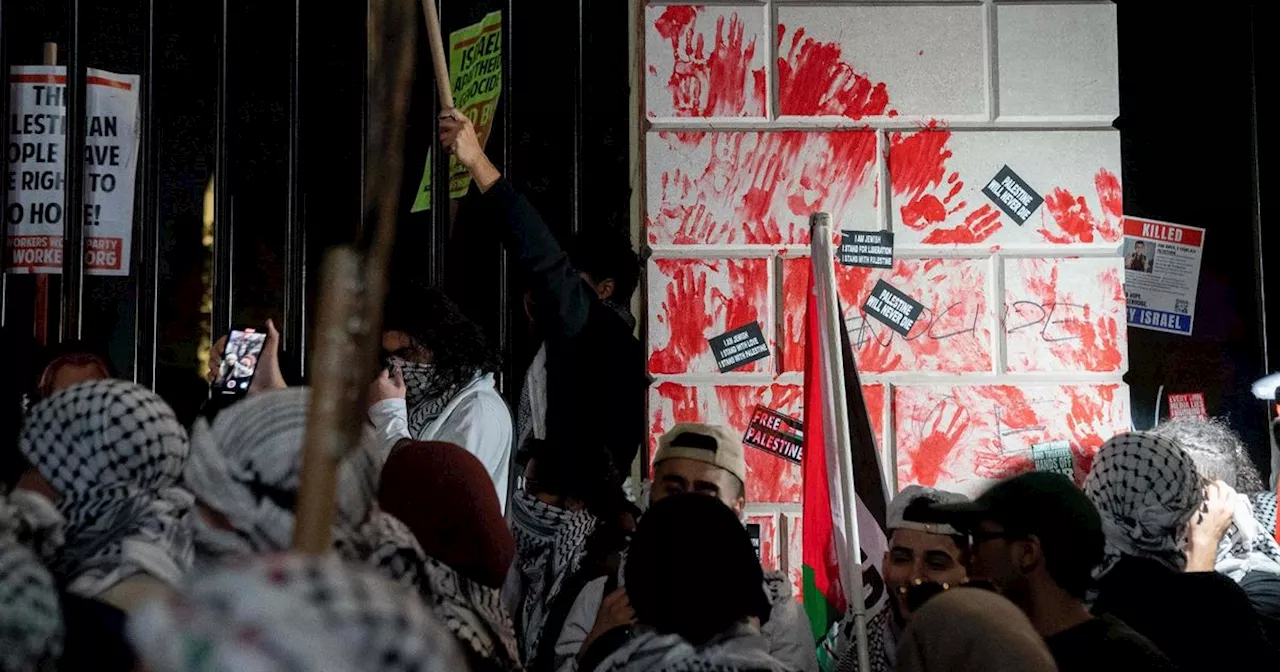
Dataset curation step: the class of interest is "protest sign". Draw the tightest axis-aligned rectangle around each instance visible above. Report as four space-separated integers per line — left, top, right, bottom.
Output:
1122 216 1205 336
708 322 769 373
743 404 804 464
411 11 502 213
1167 393 1207 421
838 230 893 269
1031 440 1075 480
982 165 1043 226
6 66 139 276
861 279 924 338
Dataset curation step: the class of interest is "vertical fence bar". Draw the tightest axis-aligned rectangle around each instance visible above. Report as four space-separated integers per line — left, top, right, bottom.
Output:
284 0 305 379
211 0 232 341
133 0 159 385
570 0 583 236
61 0 86 342
0 0 10 324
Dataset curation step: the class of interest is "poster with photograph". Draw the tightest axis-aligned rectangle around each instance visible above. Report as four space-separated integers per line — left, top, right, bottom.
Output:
1122 216 1205 336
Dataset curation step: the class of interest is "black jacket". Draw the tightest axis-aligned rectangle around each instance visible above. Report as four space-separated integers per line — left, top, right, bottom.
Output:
476 178 646 478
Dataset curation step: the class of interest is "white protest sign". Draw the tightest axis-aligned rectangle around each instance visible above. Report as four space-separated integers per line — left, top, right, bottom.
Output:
6 66 140 276
1122 215 1205 336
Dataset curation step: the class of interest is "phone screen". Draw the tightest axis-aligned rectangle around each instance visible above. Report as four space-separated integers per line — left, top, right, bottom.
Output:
213 328 267 395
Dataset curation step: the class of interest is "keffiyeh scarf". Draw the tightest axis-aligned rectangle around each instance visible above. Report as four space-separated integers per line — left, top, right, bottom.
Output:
1214 486 1280 581
127 553 466 672
1 498 64 672
594 623 790 672
1083 432 1203 578
392 359 467 439
360 514 521 670
19 379 193 597
183 387 382 563
509 489 597 662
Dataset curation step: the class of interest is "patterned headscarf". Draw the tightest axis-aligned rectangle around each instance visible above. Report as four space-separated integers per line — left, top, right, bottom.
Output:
1 497 64 672
18 380 194 597
362 514 521 670
1083 432 1204 577
593 623 791 672
508 489 597 662
182 388 385 562
128 553 466 672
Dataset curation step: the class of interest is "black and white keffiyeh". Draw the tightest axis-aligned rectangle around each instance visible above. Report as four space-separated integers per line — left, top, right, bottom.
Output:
183 387 382 562
128 553 466 672
391 359 466 439
1 499 64 672
593 623 791 672
1213 485 1280 581
509 489 597 662
18 379 193 597
1252 491 1278 539
1083 432 1203 577
360 514 521 670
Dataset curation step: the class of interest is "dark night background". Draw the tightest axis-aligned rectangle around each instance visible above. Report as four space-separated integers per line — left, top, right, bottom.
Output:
1 2 1275 474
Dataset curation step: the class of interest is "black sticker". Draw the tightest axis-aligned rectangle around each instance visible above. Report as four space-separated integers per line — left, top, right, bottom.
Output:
743 404 804 464
747 523 762 561
861 280 925 338
708 322 770 373
1031 440 1075 480
838 230 894 269
982 165 1043 226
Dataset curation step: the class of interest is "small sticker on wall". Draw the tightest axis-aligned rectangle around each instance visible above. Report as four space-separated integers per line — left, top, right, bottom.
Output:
838 230 894 269
743 404 804 464
1031 440 1076 480
708 322 770 373
1168 393 1207 421
862 280 925 338
982 166 1043 226
747 523 762 561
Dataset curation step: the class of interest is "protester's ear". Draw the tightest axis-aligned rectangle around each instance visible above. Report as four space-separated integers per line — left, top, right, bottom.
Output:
1016 535 1043 573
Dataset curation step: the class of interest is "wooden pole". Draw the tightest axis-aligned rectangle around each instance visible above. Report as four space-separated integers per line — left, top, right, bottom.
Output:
32 43 58 346
419 0 453 109
291 0 417 553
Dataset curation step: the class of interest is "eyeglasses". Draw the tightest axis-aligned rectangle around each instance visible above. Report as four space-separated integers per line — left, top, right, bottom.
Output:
969 530 1021 545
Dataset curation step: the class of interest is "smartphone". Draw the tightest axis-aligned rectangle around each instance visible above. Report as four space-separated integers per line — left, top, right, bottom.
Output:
212 327 267 397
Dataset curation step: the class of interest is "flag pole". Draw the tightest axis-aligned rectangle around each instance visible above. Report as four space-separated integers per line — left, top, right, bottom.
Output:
810 213 870 672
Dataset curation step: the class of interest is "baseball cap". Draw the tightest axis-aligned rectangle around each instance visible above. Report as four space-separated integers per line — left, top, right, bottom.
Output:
888 485 969 536
931 472 1104 569
655 423 747 485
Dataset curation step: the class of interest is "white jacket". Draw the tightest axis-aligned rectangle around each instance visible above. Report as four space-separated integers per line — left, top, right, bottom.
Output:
368 372 512 513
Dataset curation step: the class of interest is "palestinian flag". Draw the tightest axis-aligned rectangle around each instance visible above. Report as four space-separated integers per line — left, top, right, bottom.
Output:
801 262 891 646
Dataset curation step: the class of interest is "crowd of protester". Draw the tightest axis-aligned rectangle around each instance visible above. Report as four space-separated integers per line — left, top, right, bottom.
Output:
1 110 1279 672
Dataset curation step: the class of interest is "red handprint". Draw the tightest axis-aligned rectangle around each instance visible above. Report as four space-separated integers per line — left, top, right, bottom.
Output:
905 398 971 487
649 262 714 373
921 205 1003 244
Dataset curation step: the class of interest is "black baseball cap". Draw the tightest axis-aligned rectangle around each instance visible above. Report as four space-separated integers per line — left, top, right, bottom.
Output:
930 472 1104 594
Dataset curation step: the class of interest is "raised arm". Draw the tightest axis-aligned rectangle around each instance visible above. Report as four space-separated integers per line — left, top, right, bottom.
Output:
440 109 593 338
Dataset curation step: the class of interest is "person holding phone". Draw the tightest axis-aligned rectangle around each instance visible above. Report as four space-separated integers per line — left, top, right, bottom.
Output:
368 283 512 511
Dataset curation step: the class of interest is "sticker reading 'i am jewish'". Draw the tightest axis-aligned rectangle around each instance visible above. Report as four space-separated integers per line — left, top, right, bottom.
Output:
861 279 925 338
982 165 1044 226
708 322 770 373
838 230 894 269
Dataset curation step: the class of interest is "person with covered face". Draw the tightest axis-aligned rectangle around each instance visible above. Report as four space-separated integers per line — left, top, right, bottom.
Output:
368 282 512 510
1084 432 1275 669
14 380 194 612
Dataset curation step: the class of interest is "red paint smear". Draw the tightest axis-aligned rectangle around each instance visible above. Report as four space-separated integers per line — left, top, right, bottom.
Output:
717 385 804 503
909 398 971 487
1039 169 1123 244
654 7 765 118
777 27 890 118
1064 385 1123 476
650 383 704 459
648 260 714 374
890 130 953 205
900 195 946 230
1017 260 1124 372
921 205 1001 244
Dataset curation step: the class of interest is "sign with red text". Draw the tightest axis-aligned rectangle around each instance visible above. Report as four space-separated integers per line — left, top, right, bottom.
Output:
7 66 139 276
1168 392 1207 421
1123 216 1204 336
743 404 804 464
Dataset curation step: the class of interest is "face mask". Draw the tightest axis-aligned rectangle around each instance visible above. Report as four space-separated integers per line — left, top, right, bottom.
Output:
387 357 436 407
